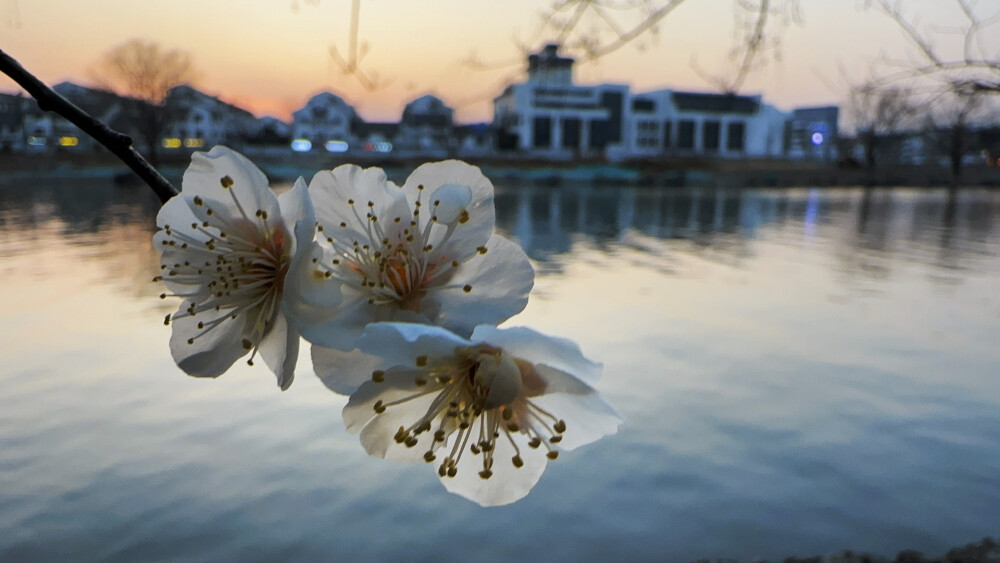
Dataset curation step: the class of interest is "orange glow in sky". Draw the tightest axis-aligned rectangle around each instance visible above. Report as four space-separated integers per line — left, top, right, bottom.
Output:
0 0 985 123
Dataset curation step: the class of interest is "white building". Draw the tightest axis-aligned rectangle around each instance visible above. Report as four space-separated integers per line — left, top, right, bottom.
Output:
396 94 454 156
623 89 788 159
291 92 358 150
493 44 630 157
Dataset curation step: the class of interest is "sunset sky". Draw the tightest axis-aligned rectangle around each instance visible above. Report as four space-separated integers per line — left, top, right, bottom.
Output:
0 0 990 123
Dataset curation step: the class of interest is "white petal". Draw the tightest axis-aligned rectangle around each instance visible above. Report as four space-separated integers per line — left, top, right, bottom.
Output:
258 312 299 391
311 345 386 395
344 369 443 462
470 325 603 386
182 146 280 225
440 421 549 507
425 235 534 338
168 301 249 378
308 164 410 244
277 176 314 251
401 160 494 262
295 288 429 351
429 183 472 224
529 384 622 451
355 322 473 368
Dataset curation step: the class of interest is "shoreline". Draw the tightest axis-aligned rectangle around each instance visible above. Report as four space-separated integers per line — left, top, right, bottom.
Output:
2 151 999 188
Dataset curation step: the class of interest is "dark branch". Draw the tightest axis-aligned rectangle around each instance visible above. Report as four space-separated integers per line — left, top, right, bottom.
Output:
0 48 178 204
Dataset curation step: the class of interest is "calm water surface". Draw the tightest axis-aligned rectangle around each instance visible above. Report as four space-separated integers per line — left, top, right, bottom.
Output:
0 175 998 561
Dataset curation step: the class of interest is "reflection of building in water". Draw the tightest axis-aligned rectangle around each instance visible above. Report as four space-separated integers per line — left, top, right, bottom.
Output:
493 44 830 161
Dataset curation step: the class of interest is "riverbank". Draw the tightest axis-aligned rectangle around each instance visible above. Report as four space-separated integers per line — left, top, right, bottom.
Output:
692 538 999 563
2 150 998 188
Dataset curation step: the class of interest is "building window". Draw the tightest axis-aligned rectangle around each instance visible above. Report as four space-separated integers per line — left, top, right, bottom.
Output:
533 116 552 148
562 118 581 149
589 120 608 149
636 120 659 148
703 121 720 152
632 98 655 113
727 121 746 152
678 120 695 149
663 121 672 148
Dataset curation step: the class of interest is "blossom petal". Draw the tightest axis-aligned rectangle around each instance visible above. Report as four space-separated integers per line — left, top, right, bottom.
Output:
308 164 411 244
182 146 280 225
426 235 534 338
529 381 622 451
345 368 444 462
311 345 385 395
401 160 494 262
296 289 430 351
281 177 342 313
168 301 250 378
470 325 603 386
258 311 299 391
440 420 549 507
355 322 473 368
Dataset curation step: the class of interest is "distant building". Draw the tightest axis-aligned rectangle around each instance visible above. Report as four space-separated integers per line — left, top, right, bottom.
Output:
246 116 292 145
0 93 25 153
47 82 144 152
624 90 788 159
455 123 491 157
354 121 399 153
163 85 257 149
291 92 358 150
785 105 839 161
396 94 454 155
493 44 630 157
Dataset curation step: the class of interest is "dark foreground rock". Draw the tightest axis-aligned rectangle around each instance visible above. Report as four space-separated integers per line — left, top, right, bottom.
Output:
690 537 999 563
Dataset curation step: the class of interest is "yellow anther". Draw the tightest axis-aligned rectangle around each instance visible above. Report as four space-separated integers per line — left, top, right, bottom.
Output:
478 469 493 480
374 400 387 414
546 451 559 460
423 451 436 463
242 339 253 350
220 175 234 188
371 370 385 383
415 355 428 367
458 210 470 224
549 435 563 444
463 285 472 293
512 455 524 468
476 246 488 254
193 196 203 206
554 420 567 433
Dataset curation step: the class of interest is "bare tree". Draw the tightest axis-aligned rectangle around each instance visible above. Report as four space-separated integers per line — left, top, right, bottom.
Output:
465 0 801 94
847 81 918 172
90 39 197 167
865 0 1000 95
923 89 987 180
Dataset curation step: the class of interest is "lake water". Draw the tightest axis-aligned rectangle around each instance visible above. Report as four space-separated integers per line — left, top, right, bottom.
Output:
0 174 998 561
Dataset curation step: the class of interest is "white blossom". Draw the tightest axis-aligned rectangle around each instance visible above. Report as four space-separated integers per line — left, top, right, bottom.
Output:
154 146 322 390
297 161 534 370
342 322 621 506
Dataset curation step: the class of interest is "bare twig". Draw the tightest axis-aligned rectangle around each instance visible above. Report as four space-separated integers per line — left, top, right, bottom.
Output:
0 48 179 204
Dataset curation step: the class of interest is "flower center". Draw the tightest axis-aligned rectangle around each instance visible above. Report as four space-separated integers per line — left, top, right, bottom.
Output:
315 183 478 313
157 176 291 365
369 347 567 480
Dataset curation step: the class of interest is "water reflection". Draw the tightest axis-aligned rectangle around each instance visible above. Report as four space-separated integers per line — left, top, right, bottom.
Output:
493 183 999 285
1 177 999 561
